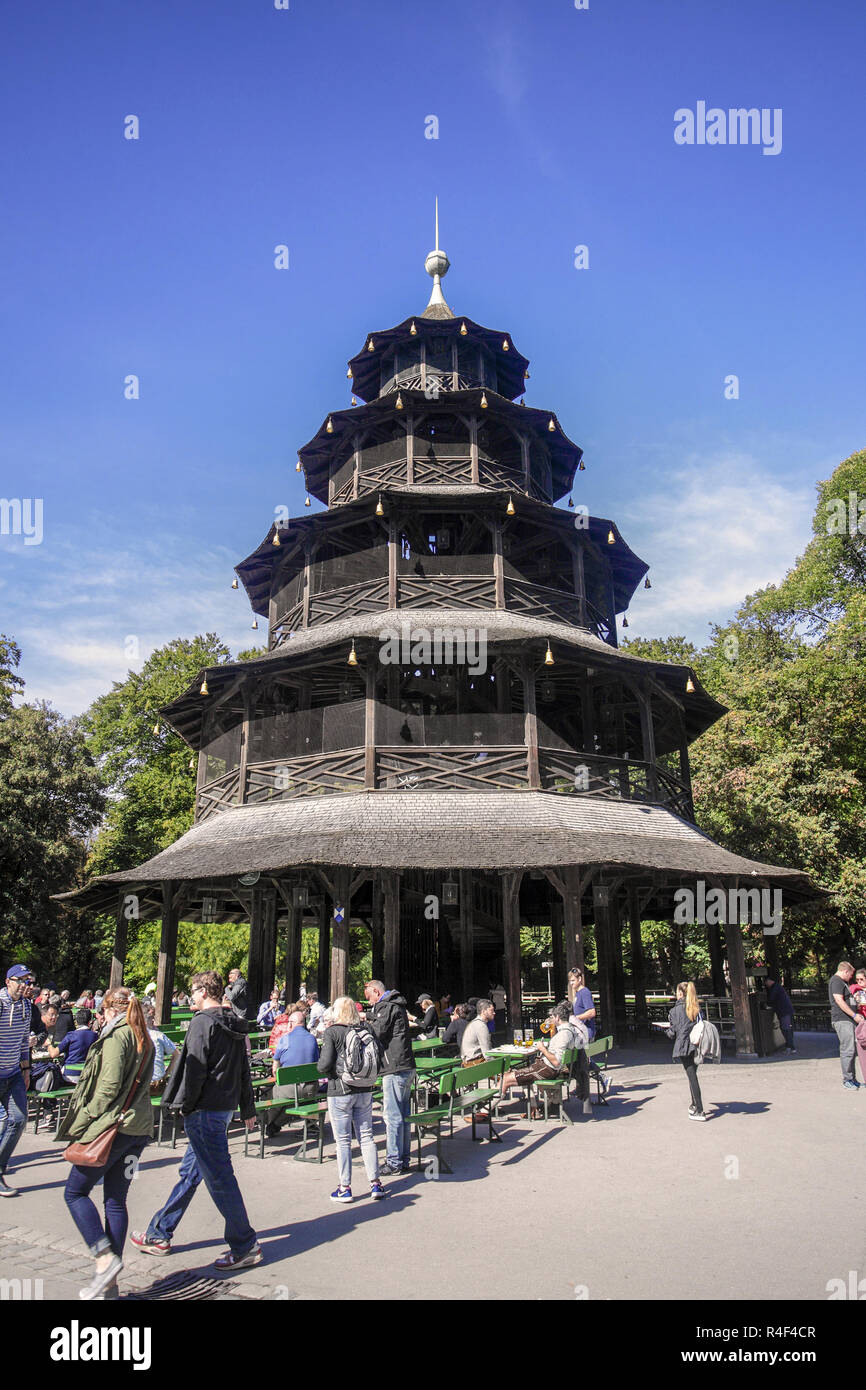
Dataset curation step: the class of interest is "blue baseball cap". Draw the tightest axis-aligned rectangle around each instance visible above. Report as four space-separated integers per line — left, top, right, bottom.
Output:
5 964 32 981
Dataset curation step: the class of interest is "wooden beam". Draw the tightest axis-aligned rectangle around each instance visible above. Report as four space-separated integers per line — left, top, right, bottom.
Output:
284 884 302 1002
329 868 351 1001
550 897 566 1001
563 865 585 975
155 880 179 1028
383 870 401 986
469 415 479 484
708 922 726 997
638 685 659 801
388 517 398 608
371 876 384 981
109 891 129 991
302 543 312 629
523 660 541 790
316 896 330 999
459 867 474 1000
260 887 278 1008
246 885 265 1022
493 520 505 609
725 918 758 1056
627 884 648 1034
502 871 523 1034
364 658 376 790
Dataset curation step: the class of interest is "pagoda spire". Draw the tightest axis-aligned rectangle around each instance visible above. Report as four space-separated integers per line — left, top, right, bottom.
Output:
422 196 454 319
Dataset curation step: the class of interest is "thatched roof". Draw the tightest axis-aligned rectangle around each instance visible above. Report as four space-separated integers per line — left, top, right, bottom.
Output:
55 792 822 915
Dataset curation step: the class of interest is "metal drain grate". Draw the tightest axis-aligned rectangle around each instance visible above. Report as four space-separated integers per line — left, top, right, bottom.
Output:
126 1270 229 1301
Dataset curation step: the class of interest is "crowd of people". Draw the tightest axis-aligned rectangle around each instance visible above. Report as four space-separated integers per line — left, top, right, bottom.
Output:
1 954 865 1299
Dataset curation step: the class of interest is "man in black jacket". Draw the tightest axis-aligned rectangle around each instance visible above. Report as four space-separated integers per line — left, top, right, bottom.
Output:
364 979 415 1175
131 970 261 1271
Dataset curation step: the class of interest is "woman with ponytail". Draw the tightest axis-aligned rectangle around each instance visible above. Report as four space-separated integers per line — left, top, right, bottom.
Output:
666 981 709 1121
56 986 154 1299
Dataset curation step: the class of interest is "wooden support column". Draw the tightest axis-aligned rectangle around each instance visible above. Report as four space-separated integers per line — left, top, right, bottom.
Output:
316 897 330 999
563 865 585 975
329 867 351 1003
388 518 398 609
520 434 531 492
763 929 781 984
458 868 474 1001
523 660 541 790
550 897 566 1001
155 881 179 1028
627 885 648 1035
469 416 479 484
502 871 523 1034
593 882 627 1047
236 689 250 806
260 887 278 1008
302 543 312 628
371 876 385 982
726 917 758 1056
638 685 659 800
406 414 414 485
364 657 377 789
246 885 265 1022
284 884 302 1003
580 674 595 756
493 520 505 609
109 891 129 991
708 923 726 998
383 870 401 987
573 543 587 629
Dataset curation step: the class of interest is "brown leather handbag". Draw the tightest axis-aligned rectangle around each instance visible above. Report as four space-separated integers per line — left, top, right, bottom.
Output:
63 1045 153 1168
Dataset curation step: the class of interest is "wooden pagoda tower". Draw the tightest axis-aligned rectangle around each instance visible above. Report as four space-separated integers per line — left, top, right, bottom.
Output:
61 228 819 1055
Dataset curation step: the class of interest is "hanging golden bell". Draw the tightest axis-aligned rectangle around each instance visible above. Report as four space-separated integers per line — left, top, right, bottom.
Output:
548 417 556 432
200 677 209 696
607 530 615 544
153 722 160 735
502 338 509 351
376 495 384 517
272 528 281 546
578 459 585 471
544 643 554 666
296 456 302 472
395 393 404 410
460 322 468 336
347 366 353 379
347 641 358 667
326 417 334 433
506 496 515 515
231 577 239 589
410 321 417 336
367 338 375 351
480 392 488 408
686 677 695 693
351 395 358 406
251 618 258 630
644 577 652 589
304 495 311 507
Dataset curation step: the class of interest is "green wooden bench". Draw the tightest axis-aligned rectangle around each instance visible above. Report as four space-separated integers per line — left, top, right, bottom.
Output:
585 1035 613 1105
440 1060 503 1143
30 1086 75 1134
533 1047 581 1124
244 1063 329 1162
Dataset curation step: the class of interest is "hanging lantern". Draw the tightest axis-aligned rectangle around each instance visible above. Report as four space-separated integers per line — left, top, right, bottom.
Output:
644 576 652 589
502 338 509 351
326 417 334 433
607 530 615 544
347 641 358 667
339 680 354 701
304 495 311 507
548 417 556 432
272 527 280 546
442 878 459 907
686 676 695 693
395 393 404 410
231 577 239 589
577 459 585 471
296 456 302 472
506 495 515 515
480 391 488 408
375 495 384 517
410 321 417 336
200 677 209 696
367 338 375 351
544 642 555 666
540 679 556 703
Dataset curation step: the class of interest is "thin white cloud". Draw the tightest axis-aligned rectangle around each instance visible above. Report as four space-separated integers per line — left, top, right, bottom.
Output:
619 450 814 640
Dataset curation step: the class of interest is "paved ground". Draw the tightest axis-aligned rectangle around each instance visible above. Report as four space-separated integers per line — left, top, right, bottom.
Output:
1 1031 863 1303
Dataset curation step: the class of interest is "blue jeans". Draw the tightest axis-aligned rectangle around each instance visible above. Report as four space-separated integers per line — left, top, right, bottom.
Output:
146 1109 256 1256
327 1092 379 1189
0 1073 27 1175
381 1071 414 1167
64 1132 150 1256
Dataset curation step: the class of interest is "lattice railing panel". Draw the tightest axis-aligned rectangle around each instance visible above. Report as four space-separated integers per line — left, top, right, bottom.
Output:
331 476 355 504
360 459 409 487
412 455 472 485
245 751 367 802
396 574 497 609
308 579 391 625
377 745 528 791
505 579 582 627
196 769 242 823
539 749 694 820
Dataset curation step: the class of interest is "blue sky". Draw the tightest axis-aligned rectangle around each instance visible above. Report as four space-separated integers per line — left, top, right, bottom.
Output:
2 0 864 714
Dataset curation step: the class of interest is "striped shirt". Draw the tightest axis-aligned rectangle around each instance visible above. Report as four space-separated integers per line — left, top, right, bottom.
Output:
0 988 31 1079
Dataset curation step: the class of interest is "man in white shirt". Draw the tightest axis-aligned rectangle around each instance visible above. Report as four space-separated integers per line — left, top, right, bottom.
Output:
460 1000 495 1065
307 993 326 1029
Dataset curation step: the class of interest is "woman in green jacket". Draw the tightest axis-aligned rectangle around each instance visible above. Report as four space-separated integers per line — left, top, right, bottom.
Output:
56 986 154 1300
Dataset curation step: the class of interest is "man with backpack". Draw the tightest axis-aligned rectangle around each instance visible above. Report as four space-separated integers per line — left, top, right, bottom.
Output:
317 995 387 1204
363 978 415 1175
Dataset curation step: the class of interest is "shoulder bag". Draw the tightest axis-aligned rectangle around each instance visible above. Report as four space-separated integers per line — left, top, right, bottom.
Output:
63 1044 153 1168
